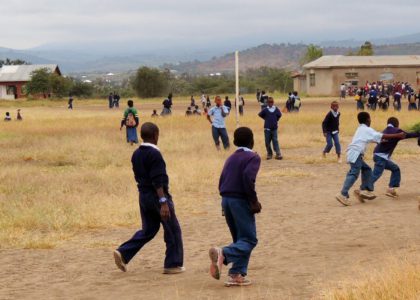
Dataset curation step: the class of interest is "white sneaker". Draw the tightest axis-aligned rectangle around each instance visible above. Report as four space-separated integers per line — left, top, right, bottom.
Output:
163 266 186 274
359 190 377 200
385 188 398 198
113 250 127 272
335 193 351 206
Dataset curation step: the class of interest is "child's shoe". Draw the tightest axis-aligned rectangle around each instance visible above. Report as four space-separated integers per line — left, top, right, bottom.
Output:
353 189 365 203
163 266 186 274
224 274 252 287
359 190 377 200
266 155 273 160
113 250 127 272
209 247 224 280
335 193 351 206
275 155 283 160
385 188 398 198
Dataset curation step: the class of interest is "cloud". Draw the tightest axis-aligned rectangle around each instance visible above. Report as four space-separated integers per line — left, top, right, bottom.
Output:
1 0 419 49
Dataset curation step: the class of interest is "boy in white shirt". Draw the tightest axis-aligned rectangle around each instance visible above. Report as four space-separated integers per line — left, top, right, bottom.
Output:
336 112 405 206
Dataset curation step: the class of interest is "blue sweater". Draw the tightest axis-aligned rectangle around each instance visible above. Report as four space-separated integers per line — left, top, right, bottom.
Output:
373 126 419 158
219 149 261 203
258 107 282 130
131 145 169 195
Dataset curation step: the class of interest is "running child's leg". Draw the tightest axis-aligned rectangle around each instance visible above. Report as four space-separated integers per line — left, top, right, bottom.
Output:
341 157 363 197
385 160 401 189
360 160 374 192
162 199 184 269
323 132 333 154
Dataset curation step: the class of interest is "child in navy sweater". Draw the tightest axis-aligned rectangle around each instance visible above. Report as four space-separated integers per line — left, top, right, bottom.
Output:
258 97 282 160
209 127 261 287
114 122 184 274
371 117 420 197
322 101 341 163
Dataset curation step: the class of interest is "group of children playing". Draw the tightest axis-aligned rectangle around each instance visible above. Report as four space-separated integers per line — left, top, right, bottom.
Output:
4 109 22 121
113 95 420 289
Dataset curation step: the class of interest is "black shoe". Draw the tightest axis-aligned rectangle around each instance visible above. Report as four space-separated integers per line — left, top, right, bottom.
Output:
266 155 273 160
275 155 283 160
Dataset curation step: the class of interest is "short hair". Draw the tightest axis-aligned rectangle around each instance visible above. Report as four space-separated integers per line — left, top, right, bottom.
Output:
268 97 274 102
331 101 339 106
127 100 134 107
234 127 254 148
141 122 159 141
215 95 221 101
5 112 10 116
387 117 399 127
357 112 370 124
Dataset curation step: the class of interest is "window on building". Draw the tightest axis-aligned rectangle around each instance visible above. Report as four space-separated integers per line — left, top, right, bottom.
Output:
309 74 316 87
345 72 358 79
6 86 16 95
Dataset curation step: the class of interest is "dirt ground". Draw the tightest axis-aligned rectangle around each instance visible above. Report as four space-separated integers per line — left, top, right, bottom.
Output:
0 100 419 299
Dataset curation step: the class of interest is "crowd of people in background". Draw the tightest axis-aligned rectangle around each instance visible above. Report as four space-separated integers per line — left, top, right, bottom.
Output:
340 81 420 111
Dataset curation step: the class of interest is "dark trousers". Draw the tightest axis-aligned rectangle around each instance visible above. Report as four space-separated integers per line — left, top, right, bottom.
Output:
372 156 401 189
211 126 230 149
222 197 257 276
341 155 373 197
323 132 341 155
264 129 281 156
117 191 183 268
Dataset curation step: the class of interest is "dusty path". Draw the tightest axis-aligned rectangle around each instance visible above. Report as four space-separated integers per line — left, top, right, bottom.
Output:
1 153 419 299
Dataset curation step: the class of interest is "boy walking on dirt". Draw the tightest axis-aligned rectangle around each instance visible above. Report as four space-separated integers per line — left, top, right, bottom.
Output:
322 101 341 163
335 112 405 206
209 127 261 287
114 122 184 274
371 117 420 198
258 97 283 160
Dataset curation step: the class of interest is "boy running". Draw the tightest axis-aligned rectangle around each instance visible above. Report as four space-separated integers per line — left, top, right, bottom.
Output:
371 117 420 197
207 96 230 150
335 112 405 206
114 122 184 274
209 127 261 287
258 97 283 160
322 101 341 163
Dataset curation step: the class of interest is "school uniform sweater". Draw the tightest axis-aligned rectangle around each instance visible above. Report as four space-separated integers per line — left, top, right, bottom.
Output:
131 145 169 195
219 149 261 203
373 126 420 159
322 111 340 133
258 107 282 130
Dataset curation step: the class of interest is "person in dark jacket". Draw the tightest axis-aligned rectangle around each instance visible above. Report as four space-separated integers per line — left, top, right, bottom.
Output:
224 96 232 112
208 127 261 287
322 101 341 162
114 122 184 274
161 93 173 116
371 117 420 197
258 97 282 160
108 93 114 109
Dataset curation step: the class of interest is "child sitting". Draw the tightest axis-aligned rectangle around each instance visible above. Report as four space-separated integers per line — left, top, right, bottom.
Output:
151 110 159 118
209 127 261 287
4 112 11 121
335 112 405 206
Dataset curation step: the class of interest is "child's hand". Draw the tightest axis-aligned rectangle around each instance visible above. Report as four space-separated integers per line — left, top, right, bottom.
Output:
160 203 171 221
250 201 262 214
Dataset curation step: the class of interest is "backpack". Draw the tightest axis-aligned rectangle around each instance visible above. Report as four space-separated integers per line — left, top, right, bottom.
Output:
126 111 136 127
294 98 301 108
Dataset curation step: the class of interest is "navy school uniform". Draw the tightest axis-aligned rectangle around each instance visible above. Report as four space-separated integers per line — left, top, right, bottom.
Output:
117 144 183 268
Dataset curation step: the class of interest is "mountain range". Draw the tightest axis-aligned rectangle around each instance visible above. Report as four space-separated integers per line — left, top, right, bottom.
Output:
1 32 420 75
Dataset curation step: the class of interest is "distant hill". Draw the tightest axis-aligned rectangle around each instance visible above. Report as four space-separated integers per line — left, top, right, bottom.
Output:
164 43 420 75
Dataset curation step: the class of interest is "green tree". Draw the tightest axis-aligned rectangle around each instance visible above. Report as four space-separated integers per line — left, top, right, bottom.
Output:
357 41 374 56
0 58 30 67
25 68 51 96
300 44 323 65
131 67 168 97
70 80 94 98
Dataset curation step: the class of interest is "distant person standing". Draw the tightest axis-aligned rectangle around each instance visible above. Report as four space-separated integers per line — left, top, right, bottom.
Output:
256 89 261 104
293 91 301 112
201 92 207 109
207 96 230 150
120 100 139 145
190 95 195 107
368 88 378 111
322 101 341 163
114 93 120 108
16 109 23 121
393 91 402 111
108 93 114 109
259 90 268 111
340 83 346 100
114 122 184 274
161 93 173 116
236 95 245 116
68 94 74 110
206 95 211 108
258 97 282 160
224 96 232 112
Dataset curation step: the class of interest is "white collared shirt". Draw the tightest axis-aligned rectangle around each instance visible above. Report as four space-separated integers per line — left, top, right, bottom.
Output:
346 124 383 163
237 147 253 152
141 143 160 151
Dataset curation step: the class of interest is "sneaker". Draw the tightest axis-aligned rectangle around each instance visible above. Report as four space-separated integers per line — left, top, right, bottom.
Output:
275 155 283 160
353 189 365 203
163 266 186 274
335 193 351 206
385 188 398 198
359 190 377 200
337 157 342 164
266 155 273 160
113 250 127 272
224 274 252 287
209 247 224 280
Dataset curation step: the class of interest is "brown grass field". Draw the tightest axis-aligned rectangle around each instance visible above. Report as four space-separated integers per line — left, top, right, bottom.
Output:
0 95 419 299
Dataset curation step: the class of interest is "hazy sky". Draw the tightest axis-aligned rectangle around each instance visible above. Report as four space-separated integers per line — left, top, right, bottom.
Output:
1 0 420 49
